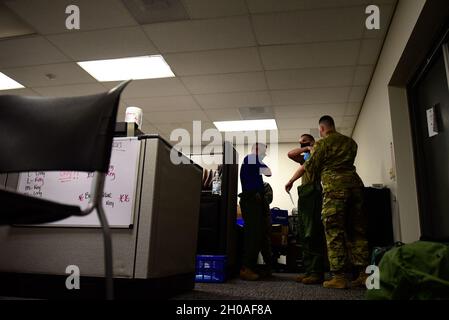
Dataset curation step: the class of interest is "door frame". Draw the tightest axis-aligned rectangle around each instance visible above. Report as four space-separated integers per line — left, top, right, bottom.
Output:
406 23 449 240
389 0 449 241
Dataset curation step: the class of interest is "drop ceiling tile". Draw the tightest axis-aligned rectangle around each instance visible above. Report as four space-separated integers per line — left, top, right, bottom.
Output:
140 120 159 135
266 67 354 90
47 27 158 61
0 2 35 39
194 91 272 109
147 110 209 124
143 16 256 53
223 131 275 145
204 108 243 121
274 104 347 119
4 0 137 35
122 0 189 24
169 121 220 139
247 0 396 13
198 121 219 132
304 0 397 10
260 41 360 70
277 117 323 129
363 4 396 39
0 88 39 96
164 47 262 76
153 123 181 135
340 128 353 136
358 38 383 65
182 0 248 19
246 0 306 13
252 7 365 45
333 116 346 128
342 115 358 128
125 95 200 112
104 78 189 98
181 72 267 94
345 102 362 116
353 65 374 86
117 101 128 120
348 86 367 102
32 83 107 97
271 87 351 106
2 63 96 88
278 129 311 142
0 36 69 68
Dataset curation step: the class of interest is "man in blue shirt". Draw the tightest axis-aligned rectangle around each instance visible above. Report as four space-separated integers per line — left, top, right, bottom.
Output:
239 143 272 281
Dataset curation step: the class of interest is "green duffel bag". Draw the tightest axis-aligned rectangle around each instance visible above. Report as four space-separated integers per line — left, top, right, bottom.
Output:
366 241 449 300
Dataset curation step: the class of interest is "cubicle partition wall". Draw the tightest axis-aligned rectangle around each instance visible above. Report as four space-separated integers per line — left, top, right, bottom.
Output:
194 142 239 276
0 135 202 299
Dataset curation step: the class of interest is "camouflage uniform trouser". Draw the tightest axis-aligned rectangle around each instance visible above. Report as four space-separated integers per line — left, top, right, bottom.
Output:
322 187 369 272
298 183 327 274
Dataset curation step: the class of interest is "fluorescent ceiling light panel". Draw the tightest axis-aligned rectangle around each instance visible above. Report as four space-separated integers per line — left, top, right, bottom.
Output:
77 55 175 81
0 72 24 90
214 119 278 132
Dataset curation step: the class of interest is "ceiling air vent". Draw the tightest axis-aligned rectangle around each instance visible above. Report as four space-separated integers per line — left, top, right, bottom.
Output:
122 0 189 24
239 106 274 120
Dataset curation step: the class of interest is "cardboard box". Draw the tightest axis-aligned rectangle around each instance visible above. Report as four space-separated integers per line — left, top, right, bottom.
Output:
271 224 288 246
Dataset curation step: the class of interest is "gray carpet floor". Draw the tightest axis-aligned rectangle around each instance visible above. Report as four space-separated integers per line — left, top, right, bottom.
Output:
173 273 366 300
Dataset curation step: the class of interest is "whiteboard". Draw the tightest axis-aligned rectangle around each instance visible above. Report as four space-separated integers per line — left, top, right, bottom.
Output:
17 137 141 228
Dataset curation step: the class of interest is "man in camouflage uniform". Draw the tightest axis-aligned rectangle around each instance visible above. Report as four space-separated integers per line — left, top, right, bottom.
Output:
287 134 327 285
286 116 369 289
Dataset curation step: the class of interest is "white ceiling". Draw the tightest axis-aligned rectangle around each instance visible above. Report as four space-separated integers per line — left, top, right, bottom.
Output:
0 0 397 143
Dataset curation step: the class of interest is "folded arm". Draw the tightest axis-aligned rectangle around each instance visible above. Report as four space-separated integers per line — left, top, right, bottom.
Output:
288 146 313 164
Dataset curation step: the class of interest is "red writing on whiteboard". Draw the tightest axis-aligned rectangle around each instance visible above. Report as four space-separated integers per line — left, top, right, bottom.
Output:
59 171 79 183
78 192 91 202
120 194 130 203
107 166 116 181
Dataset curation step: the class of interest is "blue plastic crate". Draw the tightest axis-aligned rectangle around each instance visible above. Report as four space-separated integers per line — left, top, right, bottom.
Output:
195 255 227 283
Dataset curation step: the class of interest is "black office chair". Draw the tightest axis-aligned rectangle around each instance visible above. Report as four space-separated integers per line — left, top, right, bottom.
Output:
0 80 130 300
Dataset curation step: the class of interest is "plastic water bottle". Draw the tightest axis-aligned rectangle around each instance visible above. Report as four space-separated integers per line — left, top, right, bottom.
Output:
212 171 221 195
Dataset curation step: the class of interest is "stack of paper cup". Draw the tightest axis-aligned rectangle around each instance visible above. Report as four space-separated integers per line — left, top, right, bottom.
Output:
125 106 143 128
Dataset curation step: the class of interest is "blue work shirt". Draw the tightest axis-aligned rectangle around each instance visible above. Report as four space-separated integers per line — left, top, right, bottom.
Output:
240 154 270 193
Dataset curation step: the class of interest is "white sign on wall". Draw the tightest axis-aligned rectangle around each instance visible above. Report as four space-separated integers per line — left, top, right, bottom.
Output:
17 138 141 228
426 106 439 138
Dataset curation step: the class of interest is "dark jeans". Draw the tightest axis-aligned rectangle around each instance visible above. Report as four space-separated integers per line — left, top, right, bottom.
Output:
239 191 272 270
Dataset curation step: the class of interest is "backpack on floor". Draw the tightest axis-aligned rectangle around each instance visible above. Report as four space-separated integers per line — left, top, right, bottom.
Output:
366 241 449 300
370 242 404 266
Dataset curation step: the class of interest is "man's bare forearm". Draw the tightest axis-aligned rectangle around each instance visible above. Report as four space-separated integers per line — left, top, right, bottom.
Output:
288 165 305 185
288 147 311 164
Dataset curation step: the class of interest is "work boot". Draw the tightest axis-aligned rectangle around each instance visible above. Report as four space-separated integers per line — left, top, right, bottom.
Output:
323 272 348 289
295 274 308 283
351 271 369 288
302 273 324 285
240 267 259 281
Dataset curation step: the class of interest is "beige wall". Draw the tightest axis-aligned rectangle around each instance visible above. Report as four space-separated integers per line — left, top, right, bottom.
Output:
352 0 426 242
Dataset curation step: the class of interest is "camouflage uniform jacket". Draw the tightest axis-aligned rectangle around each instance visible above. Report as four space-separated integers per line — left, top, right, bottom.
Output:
303 132 364 193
